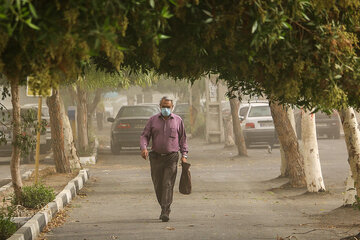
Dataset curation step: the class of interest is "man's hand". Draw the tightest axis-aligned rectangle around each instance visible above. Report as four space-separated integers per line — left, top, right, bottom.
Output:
141 149 149 160
181 156 187 163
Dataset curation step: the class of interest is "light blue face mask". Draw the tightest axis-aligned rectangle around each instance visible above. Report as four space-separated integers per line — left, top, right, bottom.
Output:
161 108 171 117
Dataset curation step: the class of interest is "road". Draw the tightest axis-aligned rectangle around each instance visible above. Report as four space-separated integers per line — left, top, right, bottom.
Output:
42 137 360 240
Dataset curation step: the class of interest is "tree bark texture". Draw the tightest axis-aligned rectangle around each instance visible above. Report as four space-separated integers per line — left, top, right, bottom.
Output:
339 108 360 199
10 76 23 199
87 89 102 132
279 144 287 177
270 102 306 187
88 89 102 117
280 107 297 177
343 169 356 206
60 96 81 170
223 114 235 147
229 98 247 156
301 110 326 192
47 88 71 173
76 84 89 153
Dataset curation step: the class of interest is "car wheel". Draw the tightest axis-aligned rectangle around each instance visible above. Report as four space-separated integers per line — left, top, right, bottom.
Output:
110 139 121 155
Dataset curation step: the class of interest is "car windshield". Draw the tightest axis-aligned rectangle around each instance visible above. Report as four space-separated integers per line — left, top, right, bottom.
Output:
117 106 159 118
174 104 188 113
248 106 271 117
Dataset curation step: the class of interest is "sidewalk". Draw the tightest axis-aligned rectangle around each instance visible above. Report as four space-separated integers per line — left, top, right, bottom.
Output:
43 139 360 240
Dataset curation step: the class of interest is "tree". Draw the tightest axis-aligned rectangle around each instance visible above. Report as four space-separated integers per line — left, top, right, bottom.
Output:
3 0 360 196
46 88 71 173
301 110 325 192
270 102 306 187
339 108 360 200
229 97 247 156
280 107 297 177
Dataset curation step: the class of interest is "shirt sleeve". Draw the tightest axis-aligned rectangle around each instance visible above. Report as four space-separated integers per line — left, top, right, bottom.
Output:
179 118 188 155
140 118 152 150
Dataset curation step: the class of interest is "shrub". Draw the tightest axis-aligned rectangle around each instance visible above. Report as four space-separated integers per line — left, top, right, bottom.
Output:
0 199 17 240
13 184 55 209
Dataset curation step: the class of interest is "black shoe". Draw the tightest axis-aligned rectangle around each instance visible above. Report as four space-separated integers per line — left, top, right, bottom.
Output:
161 214 169 222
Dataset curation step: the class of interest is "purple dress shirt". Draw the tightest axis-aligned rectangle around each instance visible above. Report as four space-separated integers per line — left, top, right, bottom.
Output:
140 113 188 155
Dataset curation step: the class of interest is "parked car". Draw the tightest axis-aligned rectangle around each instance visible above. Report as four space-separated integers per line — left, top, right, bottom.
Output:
240 102 278 147
294 110 341 139
107 104 160 154
0 106 49 158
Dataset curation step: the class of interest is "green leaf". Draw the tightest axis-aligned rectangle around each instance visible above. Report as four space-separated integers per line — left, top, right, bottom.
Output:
117 45 129 51
252 21 258 34
26 20 40 30
202 10 212 17
16 0 21 11
158 34 170 39
0 14 6 19
29 3 38 18
204 18 213 24
161 6 173 19
301 12 310 21
168 0 177 6
334 75 342 79
282 22 292 30
149 0 155 8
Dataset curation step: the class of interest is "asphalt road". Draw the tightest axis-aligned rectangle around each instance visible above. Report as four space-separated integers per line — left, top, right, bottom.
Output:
42 137 360 240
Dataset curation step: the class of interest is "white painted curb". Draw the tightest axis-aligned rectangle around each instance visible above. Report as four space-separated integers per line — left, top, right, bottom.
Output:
7 169 90 240
79 138 98 165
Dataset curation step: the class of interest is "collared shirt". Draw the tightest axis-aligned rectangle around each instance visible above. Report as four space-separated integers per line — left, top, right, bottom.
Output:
140 113 188 155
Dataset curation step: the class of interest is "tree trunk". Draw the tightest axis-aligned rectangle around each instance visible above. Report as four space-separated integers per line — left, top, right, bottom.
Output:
301 110 326 192
280 107 297 177
60 96 81 169
229 98 247 156
343 169 356 206
76 84 89 153
223 114 235 147
87 89 102 133
339 108 360 199
10 76 22 200
88 89 102 116
279 144 287 177
47 88 71 173
270 102 306 187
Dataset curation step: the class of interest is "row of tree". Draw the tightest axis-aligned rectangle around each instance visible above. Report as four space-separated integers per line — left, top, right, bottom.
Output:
1 1 360 203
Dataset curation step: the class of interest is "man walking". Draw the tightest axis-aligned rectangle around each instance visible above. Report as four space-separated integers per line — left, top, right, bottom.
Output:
140 96 188 222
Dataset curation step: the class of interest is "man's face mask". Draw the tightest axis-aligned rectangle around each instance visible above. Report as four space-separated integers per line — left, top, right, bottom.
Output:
161 107 171 117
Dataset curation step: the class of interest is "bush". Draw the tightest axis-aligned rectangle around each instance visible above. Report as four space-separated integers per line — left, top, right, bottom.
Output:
13 184 55 209
0 199 17 240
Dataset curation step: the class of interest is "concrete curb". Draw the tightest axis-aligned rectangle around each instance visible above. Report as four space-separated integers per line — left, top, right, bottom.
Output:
0 170 35 193
7 169 90 240
79 138 98 165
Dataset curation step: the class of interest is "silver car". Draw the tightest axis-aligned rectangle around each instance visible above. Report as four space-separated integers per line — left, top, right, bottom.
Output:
240 102 278 147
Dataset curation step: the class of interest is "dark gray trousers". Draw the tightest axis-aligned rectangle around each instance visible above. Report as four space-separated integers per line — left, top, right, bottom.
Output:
149 152 179 214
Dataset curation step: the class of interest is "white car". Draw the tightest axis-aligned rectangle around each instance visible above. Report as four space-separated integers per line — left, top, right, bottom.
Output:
240 102 278 147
